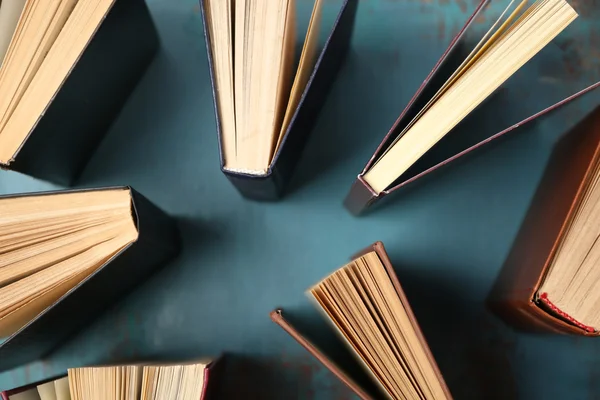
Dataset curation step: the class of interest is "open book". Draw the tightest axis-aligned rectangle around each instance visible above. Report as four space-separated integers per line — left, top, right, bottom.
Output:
201 0 358 199
271 242 451 400
490 106 600 336
0 0 158 185
1 358 222 400
0 0 120 164
0 187 180 372
344 0 586 214
205 0 323 174
0 188 137 338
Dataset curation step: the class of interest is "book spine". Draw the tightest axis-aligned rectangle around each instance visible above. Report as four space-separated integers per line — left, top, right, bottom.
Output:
343 176 379 215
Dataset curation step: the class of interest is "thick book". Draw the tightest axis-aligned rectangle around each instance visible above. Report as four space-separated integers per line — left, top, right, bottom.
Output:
1 357 223 400
0 187 180 372
200 0 358 200
271 242 451 400
0 0 158 186
488 106 600 336
344 0 600 215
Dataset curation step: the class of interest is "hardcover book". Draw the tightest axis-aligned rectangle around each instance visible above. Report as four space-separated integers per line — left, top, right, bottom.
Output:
200 0 358 200
343 0 600 215
489 106 600 336
0 187 180 371
0 0 158 185
271 242 451 400
1 357 223 400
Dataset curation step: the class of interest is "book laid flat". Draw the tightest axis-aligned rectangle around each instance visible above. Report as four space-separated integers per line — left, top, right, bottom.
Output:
0 0 158 186
271 242 451 400
0 187 180 371
344 0 600 215
1 358 223 400
201 0 358 200
489 106 600 336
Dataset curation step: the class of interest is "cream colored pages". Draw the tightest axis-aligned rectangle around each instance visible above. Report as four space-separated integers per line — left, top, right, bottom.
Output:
0 0 115 164
0 0 78 139
380 0 527 159
0 0 26 66
539 157 600 330
9 389 41 400
0 233 133 337
0 0 67 154
231 0 293 174
0 188 137 338
36 381 57 400
309 251 450 400
0 215 129 287
206 0 236 169
54 377 71 400
275 0 324 157
364 0 578 193
268 0 296 164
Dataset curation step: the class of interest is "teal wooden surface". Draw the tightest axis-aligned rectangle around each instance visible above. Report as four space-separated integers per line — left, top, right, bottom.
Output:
1 0 600 398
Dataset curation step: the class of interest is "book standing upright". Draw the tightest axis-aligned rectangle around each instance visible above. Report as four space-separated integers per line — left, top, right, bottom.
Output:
0 187 180 371
489 106 600 336
201 0 358 200
272 242 452 400
0 0 158 185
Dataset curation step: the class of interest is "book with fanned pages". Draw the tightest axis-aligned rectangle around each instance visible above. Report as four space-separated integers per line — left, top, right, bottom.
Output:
343 0 600 215
489 106 600 336
0 357 223 400
200 0 358 200
271 242 451 400
0 0 158 185
0 187 180 371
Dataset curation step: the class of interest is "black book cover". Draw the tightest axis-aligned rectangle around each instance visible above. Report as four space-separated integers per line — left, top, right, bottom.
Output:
6 0 159 186
0 187 181 372
200 0 359 200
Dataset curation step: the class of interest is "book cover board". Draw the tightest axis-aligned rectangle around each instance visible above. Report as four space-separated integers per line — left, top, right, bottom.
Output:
488 106 600 336
270 242 452 400
5 0 159 186
0 187 181 372
200 0 358 200
343 0 600 215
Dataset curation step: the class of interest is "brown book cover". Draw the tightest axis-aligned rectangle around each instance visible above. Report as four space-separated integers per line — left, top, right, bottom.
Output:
343 0 600 215
270 241 452 399
488 106 600 336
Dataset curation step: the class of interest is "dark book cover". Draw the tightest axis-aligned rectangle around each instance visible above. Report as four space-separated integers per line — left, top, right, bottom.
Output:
5 0 159 186
0 187 181 372
200 0 358 200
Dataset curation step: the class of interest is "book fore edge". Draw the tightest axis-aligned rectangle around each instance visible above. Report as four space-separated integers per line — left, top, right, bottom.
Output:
538 292 596 333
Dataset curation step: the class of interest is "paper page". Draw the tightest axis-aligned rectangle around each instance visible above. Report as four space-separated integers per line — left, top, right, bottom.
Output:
54 377 71 400
9 388 42 400
274 0 324 159
0 0 27 66
36 382 57 400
